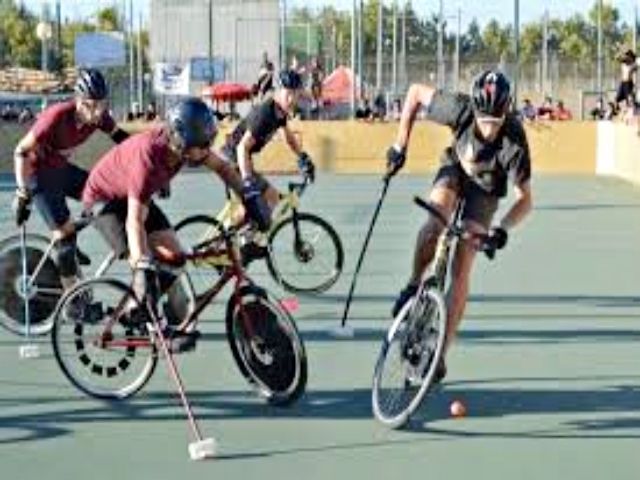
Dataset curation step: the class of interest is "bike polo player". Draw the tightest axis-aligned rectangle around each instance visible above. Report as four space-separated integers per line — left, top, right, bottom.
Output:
82 97 242 352
386 69 533 382
220 69 316 261
12 68 130 312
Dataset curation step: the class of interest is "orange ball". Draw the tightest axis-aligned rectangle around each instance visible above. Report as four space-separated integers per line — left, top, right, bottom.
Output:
449 400 467 418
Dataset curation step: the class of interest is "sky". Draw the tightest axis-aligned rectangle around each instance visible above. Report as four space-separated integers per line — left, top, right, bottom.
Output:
19 0 640 29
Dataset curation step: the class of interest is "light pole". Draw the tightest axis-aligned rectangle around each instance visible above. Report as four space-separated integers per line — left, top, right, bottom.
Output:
36 21 53 72
597 0 603 98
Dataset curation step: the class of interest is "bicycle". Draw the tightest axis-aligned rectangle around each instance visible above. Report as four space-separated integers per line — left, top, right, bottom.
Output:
0 217 116 337
51 215 307 407
175 176 344 295
371 196 498 429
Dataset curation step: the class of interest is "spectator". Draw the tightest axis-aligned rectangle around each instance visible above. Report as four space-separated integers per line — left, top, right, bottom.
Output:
554 100 572 121
537 96 555 120
615 49 637 113
308 56 325 118
590 97 606 120
254 51 275 100
389 98 402 121
355 98 373 121
520 98 537 121
145 102 157 121
373 92 387 121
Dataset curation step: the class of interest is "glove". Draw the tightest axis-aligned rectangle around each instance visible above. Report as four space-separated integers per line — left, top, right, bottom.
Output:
131 257 160 306
488 227 508 250
242 178 271 232
158 185 171 199
297 152 316 183
12 187 32 226
386 144 406 178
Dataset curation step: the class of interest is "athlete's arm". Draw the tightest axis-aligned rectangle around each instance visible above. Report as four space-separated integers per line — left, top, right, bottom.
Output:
394 84 437 150
204 149 244 196
14 132 38 189
498 180 532 231
126 197 151 266
283 124 303 156
237 131 258 180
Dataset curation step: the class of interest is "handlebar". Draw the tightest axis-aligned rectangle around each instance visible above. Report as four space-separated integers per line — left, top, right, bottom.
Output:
412 196 498 260
288 175 312 197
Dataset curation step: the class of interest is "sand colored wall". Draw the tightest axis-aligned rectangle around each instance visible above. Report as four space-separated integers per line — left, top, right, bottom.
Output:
228 120 598 176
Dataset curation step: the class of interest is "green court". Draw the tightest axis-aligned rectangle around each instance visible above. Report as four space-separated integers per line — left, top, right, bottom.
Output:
0 173 639 480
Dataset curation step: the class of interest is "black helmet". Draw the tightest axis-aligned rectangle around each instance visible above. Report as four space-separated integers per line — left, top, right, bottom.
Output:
167 97 217 151
279 69 303 90
75 68 109 100
471 70 511 117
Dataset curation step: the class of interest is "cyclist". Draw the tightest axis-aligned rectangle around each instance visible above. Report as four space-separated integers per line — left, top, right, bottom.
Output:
12 68 129 307
221 69 316 260
82 97 242 352
386 69 533 382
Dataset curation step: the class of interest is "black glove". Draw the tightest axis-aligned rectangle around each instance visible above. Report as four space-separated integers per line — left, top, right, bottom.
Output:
12 187 32 226
158 185 171 199
386 145 406 178
297 152 316 183
242 178 271 232
131 257 160 307
488 227 508 250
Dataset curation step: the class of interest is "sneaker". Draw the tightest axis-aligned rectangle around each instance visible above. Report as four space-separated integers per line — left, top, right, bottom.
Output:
161 327 201 354
64 290 95 320
392 283 419 317
76 247 91 267
240 242 268 266
405 356 447 388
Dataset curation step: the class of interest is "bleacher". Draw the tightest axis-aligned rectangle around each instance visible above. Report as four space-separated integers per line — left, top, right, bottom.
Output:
0 67 76 94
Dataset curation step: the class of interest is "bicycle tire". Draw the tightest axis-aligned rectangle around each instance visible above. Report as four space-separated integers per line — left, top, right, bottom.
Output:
174 215 225 295
0 233 62 336
372 286 447 429
225 284 307 406
267 212 344 294
51 277 158 400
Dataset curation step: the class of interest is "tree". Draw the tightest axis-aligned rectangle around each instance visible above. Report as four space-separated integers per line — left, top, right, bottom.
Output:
0 0 39 68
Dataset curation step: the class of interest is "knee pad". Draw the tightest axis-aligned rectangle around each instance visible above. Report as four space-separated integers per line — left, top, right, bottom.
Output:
54 234 79 277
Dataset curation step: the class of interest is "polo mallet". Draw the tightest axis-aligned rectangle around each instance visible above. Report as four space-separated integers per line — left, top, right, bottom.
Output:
19 223 39 359
145 299 216 460
331 173 392 338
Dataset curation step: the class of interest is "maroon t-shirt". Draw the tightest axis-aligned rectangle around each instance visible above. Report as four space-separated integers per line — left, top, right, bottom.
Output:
82 127 181 208
31 99 117 169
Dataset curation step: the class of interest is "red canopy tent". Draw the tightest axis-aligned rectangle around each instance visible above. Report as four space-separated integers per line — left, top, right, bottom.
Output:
201 82 253 102
321 66 359 105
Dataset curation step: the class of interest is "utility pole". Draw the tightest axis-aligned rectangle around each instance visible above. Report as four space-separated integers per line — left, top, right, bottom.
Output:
542 9 548 95
351 0 357 115
376 0 383 91
392 1 398 94
513 0 520 110
437 0 444 88
137 11 143 109
128 0 135 113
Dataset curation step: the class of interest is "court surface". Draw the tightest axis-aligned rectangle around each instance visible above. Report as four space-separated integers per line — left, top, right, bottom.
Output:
1 172 639 480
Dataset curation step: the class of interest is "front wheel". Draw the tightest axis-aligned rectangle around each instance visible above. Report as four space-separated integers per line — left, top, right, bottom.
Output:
0 233 62 336
372 286 447 429
267 212 344 294
226 285 307 406
51 278 158 400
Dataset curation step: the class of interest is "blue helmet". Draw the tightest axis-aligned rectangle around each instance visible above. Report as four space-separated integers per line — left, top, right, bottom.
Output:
167 97 217 150
279 69 303 90
75 68 109 100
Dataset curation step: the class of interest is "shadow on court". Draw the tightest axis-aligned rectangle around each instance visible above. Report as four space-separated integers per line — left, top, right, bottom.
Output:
1 374 639 446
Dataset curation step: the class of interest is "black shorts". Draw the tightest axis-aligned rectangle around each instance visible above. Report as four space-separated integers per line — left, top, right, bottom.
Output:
94 199 172 255
432 162 499 229
33 164 88 228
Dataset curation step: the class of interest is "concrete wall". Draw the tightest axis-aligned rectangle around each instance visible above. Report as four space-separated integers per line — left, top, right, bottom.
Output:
149 0 280 85
596 122 640 185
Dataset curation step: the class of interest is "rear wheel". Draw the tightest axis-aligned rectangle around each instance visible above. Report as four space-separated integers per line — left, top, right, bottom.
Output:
226 285 307 406
0 233 62 336
267 212 343 294
372 286 447 429
52 278 158 400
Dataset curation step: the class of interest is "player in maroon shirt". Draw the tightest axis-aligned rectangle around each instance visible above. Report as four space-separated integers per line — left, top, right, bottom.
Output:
82 97 242 351
12 68 129 299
